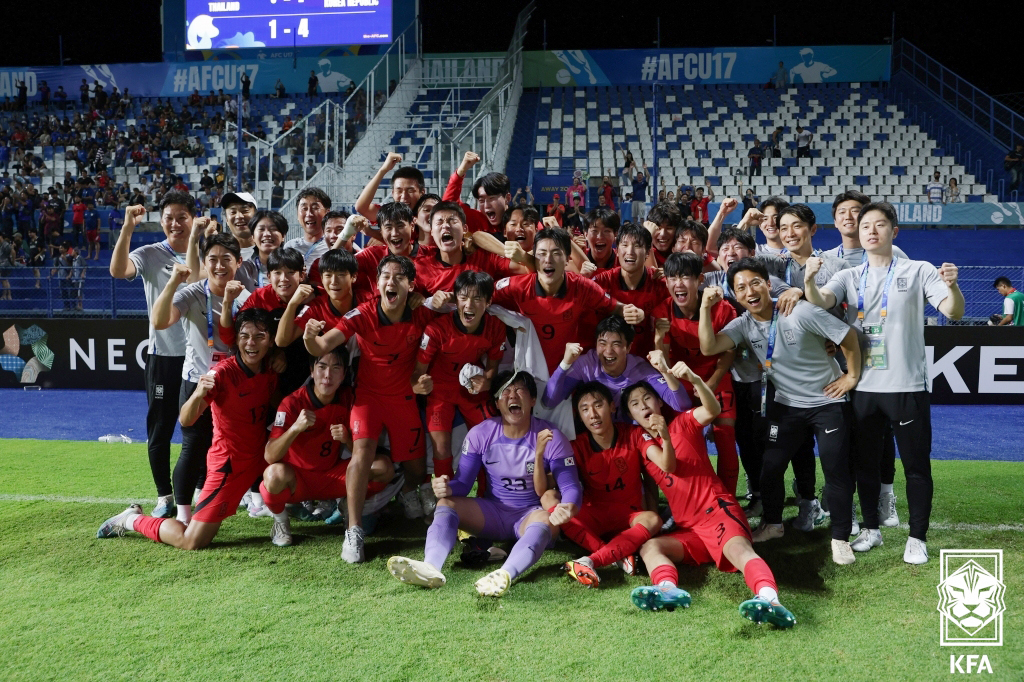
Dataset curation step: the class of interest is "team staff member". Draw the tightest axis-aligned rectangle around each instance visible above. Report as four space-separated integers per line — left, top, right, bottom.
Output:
283 188 331 269
803 201 964 565
822 190 907 266
109 193 204 518
698 259 862 565
994 276 1024 325
220 191 258 261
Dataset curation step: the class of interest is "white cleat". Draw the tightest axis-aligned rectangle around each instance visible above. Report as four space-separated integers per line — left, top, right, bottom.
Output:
878 490 899 528
904 537 929 565
615 554 638 576
97 503 144 538
387 556 446 587
341 525 366 563
751 523 784 543
271 518 292 547
831 539 856 565
475 568 512 597
793 498 824 532
851 528 883 552
399 490 424 519
418 482 437 518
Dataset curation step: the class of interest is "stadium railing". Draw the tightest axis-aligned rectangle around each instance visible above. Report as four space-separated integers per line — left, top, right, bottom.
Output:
927 266 1024 326
0 267 147 319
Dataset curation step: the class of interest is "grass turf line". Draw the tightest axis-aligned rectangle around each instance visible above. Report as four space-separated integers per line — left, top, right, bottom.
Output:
0 439 1021 681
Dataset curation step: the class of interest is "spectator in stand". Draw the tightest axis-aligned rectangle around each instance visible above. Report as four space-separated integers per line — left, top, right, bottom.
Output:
308 70 319 98
795 126 813 159
512 187 535 207
70 195 86 247
84 200 101 261
27 226 45 288
0 233 13 300
946 177 961 203
630 164 649 221
241 72 251 99
675 186 693 220
199 169 214 192
16 79 27 112
545 194 565 227
1005 142 1024 193
188 89 202 107
38 80 51 111
563 196 585 234
565 177 587 209
690 182 714 226
773 61 788 89
286 157 303 181
275 80 286 98
54 241 78 309
305 158 318 180
601 175 617 211
925 171 945 204
271 179 284 209
54 86 67 110
620 192 633 224
994 277 1024 326
748 139 763 181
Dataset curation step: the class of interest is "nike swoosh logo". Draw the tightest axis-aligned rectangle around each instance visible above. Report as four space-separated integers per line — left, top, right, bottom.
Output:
372 341 388 346
239 392 252 397
899 420 914 426
484 460 498 465
825 428 838 434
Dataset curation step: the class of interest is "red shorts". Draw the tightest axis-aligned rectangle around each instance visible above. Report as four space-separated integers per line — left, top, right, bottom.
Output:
664 498 751 572
86 230 99 243
260 459 387 513
350 390 425 463
192 456 268 524
565 502 646 539
686 382 737 420
425 386 495 433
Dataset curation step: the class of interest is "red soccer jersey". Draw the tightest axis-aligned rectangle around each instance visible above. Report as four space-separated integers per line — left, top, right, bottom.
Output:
442 171 496 235
691 197 711 224
571 424 646 510
591 267 667 358
652 295 736 383
270 379 352 472
353 242 435 303
294 292 351 331
415 248 515 295
203 356 278 468
334 300 438 396
417 312 506 392
492 272 618 375
639 409 729 524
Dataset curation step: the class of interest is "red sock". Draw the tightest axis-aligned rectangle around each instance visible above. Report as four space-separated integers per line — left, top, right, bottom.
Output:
259 482 290 515
433 457 454 479
712 423 739 496
742 557 778 596
590 524 652 567
134 516 167 544
650 564 678 587
560 518 604 554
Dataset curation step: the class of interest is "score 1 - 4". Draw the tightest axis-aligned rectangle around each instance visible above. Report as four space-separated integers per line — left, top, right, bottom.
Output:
268 17 309 39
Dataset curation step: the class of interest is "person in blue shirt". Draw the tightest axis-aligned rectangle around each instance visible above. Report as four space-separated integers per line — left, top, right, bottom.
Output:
748 140 763 181
630 164 649 224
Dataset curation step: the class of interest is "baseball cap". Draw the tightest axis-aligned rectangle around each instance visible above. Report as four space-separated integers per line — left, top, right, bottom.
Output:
220 191 257 209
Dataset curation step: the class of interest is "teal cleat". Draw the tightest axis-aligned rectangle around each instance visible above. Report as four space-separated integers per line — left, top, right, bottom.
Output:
97 504 144 538
739 596 797 628
630 585 692 612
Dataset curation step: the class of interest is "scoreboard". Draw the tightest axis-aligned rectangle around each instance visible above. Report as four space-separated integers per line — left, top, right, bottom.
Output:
185 0 393 50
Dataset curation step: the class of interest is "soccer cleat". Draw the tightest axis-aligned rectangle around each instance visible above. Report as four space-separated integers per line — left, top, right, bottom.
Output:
565 559 600 588
793 498 824 532
248 502 274 518
475 569 512 597
460 536 496 568
292 500 318 522
850 501 860 536
660 515 676 533
630 585 692 612
271 518 292 547
240 490 252 510
751 523 784 543
739 597 797 628
341 526 366 563
151 495 174 519
616 554 638 576
418 482 437 518
831 539 856 565
97 504 144 538
879 490 899 527
399 490 423 519
851 528 883 552
904 537 929 565
324 507 346 526
744 497 763 519
387 556 446 588
312 499 336 521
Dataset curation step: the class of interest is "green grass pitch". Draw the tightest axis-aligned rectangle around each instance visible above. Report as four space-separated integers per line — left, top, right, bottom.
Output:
0 439 1021 681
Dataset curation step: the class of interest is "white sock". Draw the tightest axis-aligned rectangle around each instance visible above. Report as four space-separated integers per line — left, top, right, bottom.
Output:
880 483 894 495
250 491 264 507
272 510 289 523
125 513 142 532
176 504 192 524
576 556 595 569
758 586 779 602
657 580 676 589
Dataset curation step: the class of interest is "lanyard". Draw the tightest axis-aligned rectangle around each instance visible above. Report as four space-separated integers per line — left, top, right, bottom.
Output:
759 303 780 417
784 250 820 286
837 245 868 265
251 252 267 287
160 240 186 264
857 257 898 325
304 237 324 264
205 280 215 348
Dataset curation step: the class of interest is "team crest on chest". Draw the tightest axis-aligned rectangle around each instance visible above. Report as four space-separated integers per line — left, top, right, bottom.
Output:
562 310 574 321
897 277 909 292
614 457 628 473
526 461 535 474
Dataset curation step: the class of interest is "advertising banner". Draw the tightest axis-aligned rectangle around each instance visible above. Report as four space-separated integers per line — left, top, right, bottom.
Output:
523 46 892 88
708 202 1024 227
926 326 1024 404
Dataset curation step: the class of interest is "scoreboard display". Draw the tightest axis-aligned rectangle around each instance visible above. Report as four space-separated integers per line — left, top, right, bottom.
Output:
185 0 393 50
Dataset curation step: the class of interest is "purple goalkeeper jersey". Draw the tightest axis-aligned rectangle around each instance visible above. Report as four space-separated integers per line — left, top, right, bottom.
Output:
541 350 691 417
452 415 582 508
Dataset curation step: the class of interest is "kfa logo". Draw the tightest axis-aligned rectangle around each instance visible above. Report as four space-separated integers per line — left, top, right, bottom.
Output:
526 461 535 474
768 424 778 442
949 655 993 674
897 277 909 292
938 549 1005 647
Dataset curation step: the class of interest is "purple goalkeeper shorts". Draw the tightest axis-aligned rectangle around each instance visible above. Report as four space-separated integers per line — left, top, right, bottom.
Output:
476 497 549 544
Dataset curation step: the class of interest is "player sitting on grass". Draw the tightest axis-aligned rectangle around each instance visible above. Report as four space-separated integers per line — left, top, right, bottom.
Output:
97 309 280 550
259 346 401 547
557 381 663 586
622 372 797 628
386 370 582 597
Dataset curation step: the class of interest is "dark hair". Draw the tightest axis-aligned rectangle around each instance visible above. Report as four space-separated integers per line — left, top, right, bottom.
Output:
392 166 425 190
726 257 771 292
203 232 241 260
158 190 196 216
759 196 790 213
295 187 331 210
994 276 1013 289
323 210 351 226
453 270 494 301
664 252 703 279
428 200 467 227
310 344 351 373
491 370 537 401
677 219 708 248
533 227 571 257
572 380 614 414
717 226 756 252
620 380 659 419
234 307 276 342
248 209 289 238
413 193 441 216
857 201 898 227
516 206 540 226
831 189 871 216
646 201 682 230
586 207 620 233
378 253 416 281
616 222 652 251
318 248 357 276
471 172 510 198
595 314 635 345
267 247 304 273
377 201 415 228
779 203 817 227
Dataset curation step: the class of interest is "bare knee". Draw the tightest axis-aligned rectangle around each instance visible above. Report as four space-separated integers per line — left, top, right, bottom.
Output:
369 455 394 483
263 463 290 492
633 511 662 534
